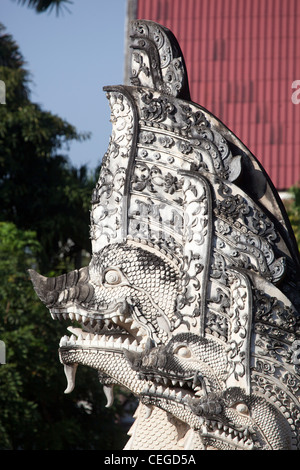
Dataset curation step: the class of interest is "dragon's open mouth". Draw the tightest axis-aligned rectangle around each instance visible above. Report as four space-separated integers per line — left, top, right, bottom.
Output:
59 318 144 354
49 299 150 398
50 297 147 345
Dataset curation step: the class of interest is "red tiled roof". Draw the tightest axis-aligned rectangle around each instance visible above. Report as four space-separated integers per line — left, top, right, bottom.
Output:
135 0 300 190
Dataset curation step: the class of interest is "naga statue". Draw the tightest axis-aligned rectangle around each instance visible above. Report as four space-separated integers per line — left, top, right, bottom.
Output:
29 20 300 450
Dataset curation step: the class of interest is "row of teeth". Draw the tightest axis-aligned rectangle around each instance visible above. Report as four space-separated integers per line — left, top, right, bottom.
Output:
202 421 253 449
59 328 144 352
139 372 202 392
51 309 130 326
142 382 201 402
51 307 147 339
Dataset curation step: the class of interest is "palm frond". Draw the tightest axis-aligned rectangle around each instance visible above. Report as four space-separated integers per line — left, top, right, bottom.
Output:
13 0 73 15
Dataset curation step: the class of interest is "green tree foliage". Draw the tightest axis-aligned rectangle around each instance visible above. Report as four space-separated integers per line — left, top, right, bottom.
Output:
14 0 73 15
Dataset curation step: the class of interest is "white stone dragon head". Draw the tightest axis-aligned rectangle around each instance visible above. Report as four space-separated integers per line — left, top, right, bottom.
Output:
30 20 300 450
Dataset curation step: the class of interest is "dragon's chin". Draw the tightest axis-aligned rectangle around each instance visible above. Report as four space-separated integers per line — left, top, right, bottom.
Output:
57 325 146 400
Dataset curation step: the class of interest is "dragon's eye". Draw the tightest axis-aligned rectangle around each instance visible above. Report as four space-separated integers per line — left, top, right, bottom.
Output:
232 402 250 416
104 269 122 285
174 345 192 358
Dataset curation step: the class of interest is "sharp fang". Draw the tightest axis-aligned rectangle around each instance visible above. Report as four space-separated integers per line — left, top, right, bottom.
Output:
67 327 82 337
103 385 114 408
59 335 69 347
144 404 153 419
63 363 78 394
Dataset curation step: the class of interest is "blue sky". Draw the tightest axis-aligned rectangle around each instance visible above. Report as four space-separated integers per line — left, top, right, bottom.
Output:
1 0 128 169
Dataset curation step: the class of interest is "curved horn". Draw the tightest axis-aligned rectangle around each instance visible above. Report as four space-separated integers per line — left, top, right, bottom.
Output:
28 267 93 309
